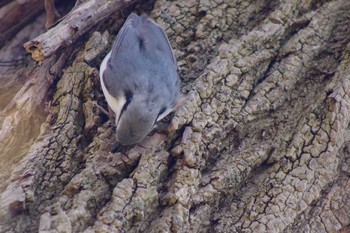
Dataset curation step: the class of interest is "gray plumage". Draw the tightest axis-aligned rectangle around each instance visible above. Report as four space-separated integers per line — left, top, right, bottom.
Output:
99 13 180 145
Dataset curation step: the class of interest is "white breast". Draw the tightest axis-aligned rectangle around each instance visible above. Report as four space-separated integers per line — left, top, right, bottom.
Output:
99 51 126 122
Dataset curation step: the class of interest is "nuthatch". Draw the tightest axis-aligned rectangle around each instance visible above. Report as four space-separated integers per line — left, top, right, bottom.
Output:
99 13 181 145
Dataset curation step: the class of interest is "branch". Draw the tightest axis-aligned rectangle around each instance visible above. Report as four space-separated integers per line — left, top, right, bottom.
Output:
45 0 60 29
23 0 139 61
0 0 14 8
0 0 44 47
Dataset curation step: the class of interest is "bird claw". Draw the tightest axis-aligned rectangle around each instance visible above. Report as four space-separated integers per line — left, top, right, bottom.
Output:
93 102 114 120
111 143 121 153
152 121 168 135
110 142 133 153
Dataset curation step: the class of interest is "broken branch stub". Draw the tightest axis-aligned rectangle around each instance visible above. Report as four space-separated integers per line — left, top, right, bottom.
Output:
44 0 60 29
23 0 138 61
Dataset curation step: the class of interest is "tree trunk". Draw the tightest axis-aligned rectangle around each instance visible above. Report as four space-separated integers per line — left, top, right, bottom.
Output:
1 0 350 232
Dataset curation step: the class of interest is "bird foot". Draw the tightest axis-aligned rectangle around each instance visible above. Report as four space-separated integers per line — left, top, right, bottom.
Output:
110 142 133 153
153 121 169 135
94 102 114 121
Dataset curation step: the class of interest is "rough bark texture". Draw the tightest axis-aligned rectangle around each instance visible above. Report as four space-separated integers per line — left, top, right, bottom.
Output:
1 0 350 232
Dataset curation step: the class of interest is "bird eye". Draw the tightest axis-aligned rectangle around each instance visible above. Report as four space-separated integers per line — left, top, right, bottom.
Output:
159 106 166 116
125 90 133 103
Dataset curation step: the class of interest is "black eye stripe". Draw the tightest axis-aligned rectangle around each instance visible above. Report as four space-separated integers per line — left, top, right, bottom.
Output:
157 106 166 118
118 90 133 122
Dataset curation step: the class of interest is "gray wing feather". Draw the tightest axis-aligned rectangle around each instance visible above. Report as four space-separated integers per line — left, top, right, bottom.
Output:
138 16 176 65
103 14 138 99
103 13 178 105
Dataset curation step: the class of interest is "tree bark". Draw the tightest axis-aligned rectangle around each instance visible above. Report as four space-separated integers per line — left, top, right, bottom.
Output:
44 0 61 29
1 0 350 232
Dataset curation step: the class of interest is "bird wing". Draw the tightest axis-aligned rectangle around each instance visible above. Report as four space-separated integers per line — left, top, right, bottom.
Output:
103 13 177 96
136 15 177 65
111 14 176 65
102 14 140 100
102 14 178 112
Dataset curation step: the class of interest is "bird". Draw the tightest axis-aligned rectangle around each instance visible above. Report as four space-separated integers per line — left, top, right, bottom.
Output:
99 13 181 145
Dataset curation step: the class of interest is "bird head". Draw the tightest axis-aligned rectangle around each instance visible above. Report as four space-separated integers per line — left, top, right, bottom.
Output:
115 95 160 145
